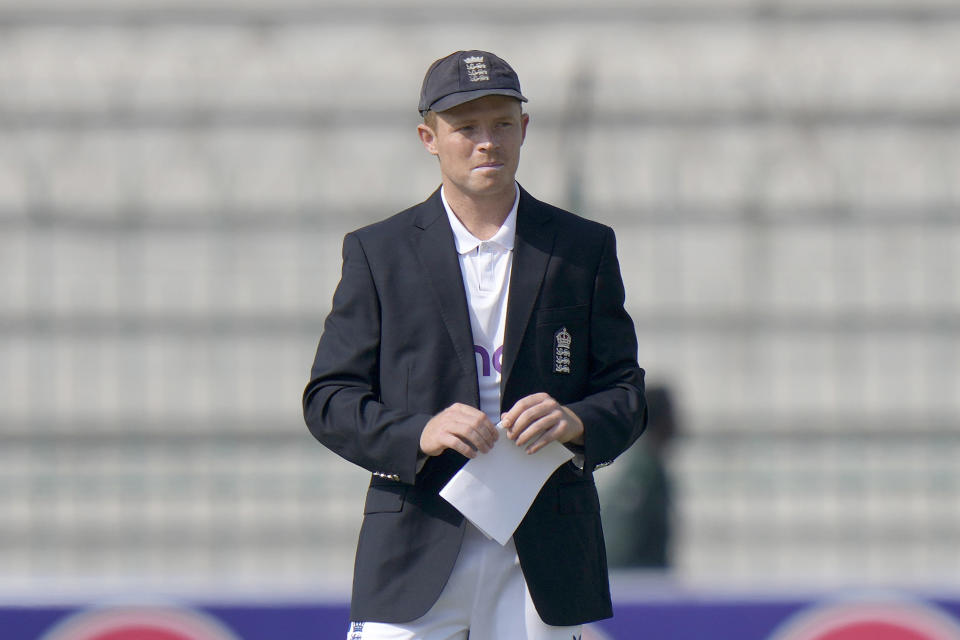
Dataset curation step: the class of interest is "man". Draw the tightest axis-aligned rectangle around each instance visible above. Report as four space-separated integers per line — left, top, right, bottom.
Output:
601 385 678 569
303 50 646 639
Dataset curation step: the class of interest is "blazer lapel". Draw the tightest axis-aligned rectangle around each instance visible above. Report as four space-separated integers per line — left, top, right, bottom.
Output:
500 187 556 398
408 189 480 405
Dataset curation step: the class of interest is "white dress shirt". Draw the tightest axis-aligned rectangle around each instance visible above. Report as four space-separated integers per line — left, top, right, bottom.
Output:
441 184 519 424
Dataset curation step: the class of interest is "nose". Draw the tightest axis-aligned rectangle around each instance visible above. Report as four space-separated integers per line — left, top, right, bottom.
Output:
476 129 499 152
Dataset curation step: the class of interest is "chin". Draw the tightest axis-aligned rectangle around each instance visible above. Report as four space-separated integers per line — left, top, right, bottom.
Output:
474 173 513 189
472 183 513 198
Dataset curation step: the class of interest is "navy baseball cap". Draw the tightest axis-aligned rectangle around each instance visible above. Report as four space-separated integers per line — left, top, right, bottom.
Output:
418 50 528 116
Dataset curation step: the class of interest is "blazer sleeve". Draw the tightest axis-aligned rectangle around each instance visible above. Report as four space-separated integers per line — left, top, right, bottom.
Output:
302 232 429 485
564 226 647 473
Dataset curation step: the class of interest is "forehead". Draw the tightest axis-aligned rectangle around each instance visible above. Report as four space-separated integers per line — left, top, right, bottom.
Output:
438 95 523 122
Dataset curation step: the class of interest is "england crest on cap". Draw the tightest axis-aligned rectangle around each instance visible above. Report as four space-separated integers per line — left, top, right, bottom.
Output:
463 55 489 82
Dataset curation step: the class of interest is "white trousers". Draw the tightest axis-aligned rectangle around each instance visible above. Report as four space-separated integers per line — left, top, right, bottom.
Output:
346 523 582 640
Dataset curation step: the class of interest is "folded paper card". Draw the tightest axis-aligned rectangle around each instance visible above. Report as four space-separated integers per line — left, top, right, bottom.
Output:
439 423 574 545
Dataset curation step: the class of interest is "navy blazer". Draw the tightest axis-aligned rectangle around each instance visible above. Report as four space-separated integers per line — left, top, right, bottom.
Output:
303 186 646 627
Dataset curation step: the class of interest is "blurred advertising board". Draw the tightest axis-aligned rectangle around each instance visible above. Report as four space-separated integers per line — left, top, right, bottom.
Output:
4 587 960 639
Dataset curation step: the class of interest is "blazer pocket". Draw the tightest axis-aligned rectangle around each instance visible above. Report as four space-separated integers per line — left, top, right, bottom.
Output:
535 304 589 327
363 483 408 514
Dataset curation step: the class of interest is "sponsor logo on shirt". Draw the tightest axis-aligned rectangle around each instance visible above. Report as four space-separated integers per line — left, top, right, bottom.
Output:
473 344 503 377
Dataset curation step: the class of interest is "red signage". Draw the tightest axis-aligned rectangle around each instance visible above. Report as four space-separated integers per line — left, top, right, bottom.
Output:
770 599 960 640
40 606 241 640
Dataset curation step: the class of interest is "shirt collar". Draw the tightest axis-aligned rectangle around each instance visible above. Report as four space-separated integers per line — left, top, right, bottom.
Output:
441 184 519 255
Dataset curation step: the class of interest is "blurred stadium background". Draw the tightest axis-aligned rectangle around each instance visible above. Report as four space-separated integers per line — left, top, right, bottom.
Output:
1 0 959 637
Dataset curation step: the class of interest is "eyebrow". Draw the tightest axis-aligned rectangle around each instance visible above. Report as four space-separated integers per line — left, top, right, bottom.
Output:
445 109 521 126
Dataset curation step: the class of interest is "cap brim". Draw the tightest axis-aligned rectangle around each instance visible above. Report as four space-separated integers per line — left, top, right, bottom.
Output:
423 89 527 115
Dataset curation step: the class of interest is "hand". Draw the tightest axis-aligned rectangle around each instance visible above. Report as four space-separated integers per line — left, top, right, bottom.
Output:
419 403 499 459
500 392 584 455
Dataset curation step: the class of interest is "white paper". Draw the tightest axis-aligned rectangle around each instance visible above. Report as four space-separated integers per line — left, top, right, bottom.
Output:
439 423 574 545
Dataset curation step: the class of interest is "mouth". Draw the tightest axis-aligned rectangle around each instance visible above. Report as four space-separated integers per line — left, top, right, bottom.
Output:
473 162 504 171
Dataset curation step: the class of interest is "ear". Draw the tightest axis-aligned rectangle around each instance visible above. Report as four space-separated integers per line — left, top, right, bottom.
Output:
417 123 439 156
520 112 530 145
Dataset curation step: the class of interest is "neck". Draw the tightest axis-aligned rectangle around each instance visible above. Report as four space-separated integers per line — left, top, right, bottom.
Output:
442 184 516 241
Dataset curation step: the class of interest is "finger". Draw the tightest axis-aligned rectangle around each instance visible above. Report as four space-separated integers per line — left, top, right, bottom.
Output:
514 409 563 447
463 404 495 423
447 415 497 453
525 421 565 455
513 408 553 446
446 433 479 459
449 410 495 438
501 393 547 430
504 401 541 439
462 410 499 445
510 401 559 441
474 423 499 451
447 403 488 424
463 427 494 454
424 406 496 456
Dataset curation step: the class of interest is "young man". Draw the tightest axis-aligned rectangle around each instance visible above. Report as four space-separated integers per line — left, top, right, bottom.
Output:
303 50 646 640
